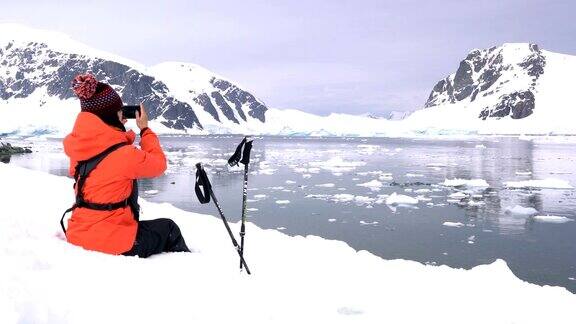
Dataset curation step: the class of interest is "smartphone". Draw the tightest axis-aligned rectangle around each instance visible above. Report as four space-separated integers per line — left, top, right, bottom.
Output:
122 105 141 119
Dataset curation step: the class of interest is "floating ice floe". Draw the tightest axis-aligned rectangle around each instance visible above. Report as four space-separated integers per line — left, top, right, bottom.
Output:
467 235 476 244
354 196 375 205
427 163 446 168
406 173 424 178
259 168 276 175
253 194 267 199
386 192 419 205
475 144 486 148
503 178 574 189
315 183 336 188
448 192 468 199
378 174 393 181
275 200 290 205
332 194 355 202
357 180 383 190
308 157 366 173
442 178 490 187
357 144 379 155
360 220 379 225
327 218 337 222
515 171 532 176
505 206 539 216
144 189 159 195
443 222 465 228
305 194 330 201
285 180 297 184
302 174 312 179
533 215 574 223
247 208 258 211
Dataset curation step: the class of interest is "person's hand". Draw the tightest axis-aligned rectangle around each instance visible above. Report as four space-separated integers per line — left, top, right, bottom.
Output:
135 103 149 130
117 110 128 125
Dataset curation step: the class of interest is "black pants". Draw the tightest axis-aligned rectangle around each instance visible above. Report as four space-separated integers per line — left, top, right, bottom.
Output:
123 218 190 258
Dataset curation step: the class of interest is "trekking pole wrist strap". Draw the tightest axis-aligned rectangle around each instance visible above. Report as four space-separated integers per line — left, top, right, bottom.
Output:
195 163 212 204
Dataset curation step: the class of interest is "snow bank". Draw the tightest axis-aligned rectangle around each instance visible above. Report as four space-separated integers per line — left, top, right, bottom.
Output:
0 164 575 324
504 178 574 189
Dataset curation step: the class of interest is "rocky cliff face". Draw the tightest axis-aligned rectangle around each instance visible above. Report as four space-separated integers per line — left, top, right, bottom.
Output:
0 36 268 132
424 43 546 120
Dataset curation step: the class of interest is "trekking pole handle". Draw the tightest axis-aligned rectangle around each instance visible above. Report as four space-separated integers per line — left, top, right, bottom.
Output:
240 137 253 165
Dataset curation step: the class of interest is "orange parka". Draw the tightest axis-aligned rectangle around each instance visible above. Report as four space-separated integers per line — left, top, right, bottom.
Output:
63 112 167 254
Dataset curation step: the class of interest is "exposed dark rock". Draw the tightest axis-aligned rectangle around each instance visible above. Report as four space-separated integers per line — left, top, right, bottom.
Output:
453 61 473 89
519 44 546 78
479 91 535 120
211 78 267 122
211 91 239 123
0 142 32 163
194 93 220 122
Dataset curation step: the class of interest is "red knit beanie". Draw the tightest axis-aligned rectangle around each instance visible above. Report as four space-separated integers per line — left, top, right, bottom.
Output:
72 73 124 129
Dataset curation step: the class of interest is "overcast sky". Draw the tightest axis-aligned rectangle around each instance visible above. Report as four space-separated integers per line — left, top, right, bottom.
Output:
3 0 575 115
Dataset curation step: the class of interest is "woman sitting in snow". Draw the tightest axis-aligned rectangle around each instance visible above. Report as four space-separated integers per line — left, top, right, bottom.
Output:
62 73 190 257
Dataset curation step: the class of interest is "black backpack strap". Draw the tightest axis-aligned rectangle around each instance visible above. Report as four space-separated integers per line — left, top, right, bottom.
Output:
60 142 129 235
60 205 76 234
195 163 212 204
128 179 140 221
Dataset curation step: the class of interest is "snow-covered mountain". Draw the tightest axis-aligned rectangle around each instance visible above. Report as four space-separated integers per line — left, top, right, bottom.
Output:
406 43 576 135
425 43 545 119
0 24 267 135
0 23 575 137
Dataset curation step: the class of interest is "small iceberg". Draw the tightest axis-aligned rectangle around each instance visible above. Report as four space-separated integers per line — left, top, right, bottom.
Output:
443 222 465 228
316 183 336 188
448 192 467 200
386 192 419 205
533 215 574 223
505 206 538 216
442 178 489 187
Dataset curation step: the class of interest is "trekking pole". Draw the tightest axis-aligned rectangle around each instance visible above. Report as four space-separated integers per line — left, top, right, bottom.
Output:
194 163 251 274
228 137 254 271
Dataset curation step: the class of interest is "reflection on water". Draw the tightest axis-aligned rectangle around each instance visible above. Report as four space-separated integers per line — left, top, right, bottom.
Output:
7 135 576 293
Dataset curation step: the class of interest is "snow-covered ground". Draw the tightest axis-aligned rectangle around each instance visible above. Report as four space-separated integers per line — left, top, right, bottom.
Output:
1 163 575 323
